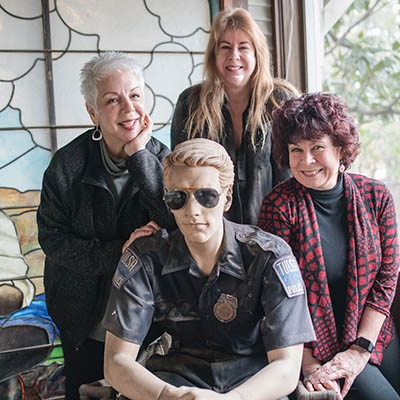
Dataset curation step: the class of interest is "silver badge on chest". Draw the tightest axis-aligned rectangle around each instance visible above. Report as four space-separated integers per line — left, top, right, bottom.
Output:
213 293 238 323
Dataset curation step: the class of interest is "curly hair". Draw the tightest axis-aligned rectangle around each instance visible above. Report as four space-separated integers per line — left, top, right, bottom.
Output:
271 92 361 169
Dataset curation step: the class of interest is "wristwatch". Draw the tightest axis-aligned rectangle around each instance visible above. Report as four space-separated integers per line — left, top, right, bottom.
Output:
352 337 375 353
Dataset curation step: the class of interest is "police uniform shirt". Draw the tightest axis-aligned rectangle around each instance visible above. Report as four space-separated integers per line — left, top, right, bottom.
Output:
103 219 315 361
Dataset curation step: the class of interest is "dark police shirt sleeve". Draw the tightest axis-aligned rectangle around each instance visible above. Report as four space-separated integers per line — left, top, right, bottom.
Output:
102 247 155 345
259 246 316 352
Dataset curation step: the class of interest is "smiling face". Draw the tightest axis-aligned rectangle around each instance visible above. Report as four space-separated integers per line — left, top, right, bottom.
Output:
215 28 256 93
288 135 342 190
86 69 145 158
166 165 231 252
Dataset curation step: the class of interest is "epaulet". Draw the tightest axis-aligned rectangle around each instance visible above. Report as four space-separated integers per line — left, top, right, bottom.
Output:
235 226 290 254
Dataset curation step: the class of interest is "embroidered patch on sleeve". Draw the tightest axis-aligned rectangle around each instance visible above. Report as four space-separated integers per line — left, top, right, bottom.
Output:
272 256 304 298
112 249 142 289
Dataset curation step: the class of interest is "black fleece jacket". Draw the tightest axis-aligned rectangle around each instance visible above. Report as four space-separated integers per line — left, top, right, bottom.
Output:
37 129 174 348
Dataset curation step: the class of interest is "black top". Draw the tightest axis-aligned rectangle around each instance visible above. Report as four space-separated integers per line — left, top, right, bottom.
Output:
309 174 348 336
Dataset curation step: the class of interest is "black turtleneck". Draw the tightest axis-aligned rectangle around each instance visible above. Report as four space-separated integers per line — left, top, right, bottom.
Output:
308 173 348 337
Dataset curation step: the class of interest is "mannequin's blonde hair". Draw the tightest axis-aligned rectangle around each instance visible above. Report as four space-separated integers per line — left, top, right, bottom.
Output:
163 138 234 190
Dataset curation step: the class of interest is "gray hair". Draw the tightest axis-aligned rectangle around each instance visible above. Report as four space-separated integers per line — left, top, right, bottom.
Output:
80 51 145 110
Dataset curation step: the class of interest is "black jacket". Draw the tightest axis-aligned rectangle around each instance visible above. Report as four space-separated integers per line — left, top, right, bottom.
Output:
37 129 174 348
171 83 293 225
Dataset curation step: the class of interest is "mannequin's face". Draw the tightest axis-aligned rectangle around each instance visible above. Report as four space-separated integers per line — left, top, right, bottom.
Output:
165 166 231 250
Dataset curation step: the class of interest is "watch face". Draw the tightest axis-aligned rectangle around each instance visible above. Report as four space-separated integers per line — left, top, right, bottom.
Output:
354 337 374 353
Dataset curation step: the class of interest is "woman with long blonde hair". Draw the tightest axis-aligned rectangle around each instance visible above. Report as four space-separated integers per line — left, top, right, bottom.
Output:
171 7 298 224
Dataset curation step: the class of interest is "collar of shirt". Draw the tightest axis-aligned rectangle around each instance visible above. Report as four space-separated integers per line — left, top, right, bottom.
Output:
161 219 247 282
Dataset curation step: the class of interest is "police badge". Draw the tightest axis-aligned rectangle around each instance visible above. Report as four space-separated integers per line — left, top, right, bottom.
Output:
213 293 238 323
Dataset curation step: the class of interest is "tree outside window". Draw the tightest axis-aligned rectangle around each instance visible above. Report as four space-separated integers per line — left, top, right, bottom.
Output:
323 0 400 223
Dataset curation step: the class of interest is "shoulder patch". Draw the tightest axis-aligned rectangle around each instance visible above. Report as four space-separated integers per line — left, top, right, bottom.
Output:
272 256 304 298
112 248 142 289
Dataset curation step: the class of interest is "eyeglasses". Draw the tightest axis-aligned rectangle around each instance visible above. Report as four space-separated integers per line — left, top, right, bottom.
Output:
164 188 221 210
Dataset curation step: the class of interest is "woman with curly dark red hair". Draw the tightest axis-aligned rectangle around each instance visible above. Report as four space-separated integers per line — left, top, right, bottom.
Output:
258 93 400 399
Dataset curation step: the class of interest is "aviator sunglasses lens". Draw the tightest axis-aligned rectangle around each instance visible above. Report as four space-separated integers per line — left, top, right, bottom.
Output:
194 189 219 208
164 190 187 210
164 188 220 210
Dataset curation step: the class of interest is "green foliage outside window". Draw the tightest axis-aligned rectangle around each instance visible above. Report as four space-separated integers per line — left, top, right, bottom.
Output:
323 0 400 181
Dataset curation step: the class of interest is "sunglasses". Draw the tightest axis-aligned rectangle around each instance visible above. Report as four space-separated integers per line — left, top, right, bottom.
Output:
164 188 221 210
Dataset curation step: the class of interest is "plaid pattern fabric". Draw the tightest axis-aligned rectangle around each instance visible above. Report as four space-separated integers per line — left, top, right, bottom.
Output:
258 173 399 364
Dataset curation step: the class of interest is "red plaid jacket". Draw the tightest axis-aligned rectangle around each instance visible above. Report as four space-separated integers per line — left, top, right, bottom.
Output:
258 173 399 364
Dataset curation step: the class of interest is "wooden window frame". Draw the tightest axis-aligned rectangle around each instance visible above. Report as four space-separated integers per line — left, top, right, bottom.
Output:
271 0 306 91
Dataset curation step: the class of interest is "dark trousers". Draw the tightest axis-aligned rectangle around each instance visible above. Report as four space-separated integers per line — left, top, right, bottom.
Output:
62 338 105 400
346 335 400 400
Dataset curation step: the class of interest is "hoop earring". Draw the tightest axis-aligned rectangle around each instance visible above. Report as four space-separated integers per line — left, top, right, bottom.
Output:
92 126 103 141
339 164 345 173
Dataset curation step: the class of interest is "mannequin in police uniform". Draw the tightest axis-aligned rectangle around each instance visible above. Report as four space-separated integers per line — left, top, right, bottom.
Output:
102 138 316 400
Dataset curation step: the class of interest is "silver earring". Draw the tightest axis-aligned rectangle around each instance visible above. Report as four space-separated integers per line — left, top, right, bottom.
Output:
92 126 103 141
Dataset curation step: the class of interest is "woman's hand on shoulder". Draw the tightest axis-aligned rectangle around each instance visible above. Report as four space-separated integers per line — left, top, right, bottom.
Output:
124 113 153 156
122 220 161 253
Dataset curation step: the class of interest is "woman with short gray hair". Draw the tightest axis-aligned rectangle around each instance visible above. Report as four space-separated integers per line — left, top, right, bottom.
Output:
37 51 174 399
